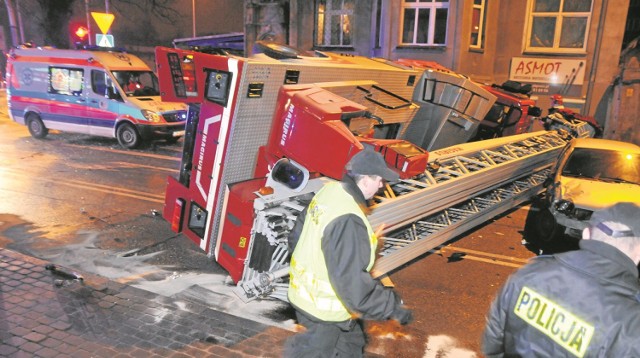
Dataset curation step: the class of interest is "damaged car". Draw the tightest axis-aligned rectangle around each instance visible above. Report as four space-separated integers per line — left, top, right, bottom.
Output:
526 137 640 248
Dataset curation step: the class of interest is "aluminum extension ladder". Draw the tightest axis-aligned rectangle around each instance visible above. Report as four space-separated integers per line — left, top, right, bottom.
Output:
369 130 569 278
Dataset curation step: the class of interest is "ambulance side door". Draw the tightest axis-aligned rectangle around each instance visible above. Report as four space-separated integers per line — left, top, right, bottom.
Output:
86 69 122 137
47 66 88 132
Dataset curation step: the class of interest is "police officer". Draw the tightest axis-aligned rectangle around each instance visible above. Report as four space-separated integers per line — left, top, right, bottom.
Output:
284 148 413 358
483 202 640 357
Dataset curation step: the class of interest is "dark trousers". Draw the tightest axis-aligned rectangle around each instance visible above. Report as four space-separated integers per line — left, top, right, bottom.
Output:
283 310 366 358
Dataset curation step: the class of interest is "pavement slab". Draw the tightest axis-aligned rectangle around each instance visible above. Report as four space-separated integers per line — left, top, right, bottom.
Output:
0 248 296 357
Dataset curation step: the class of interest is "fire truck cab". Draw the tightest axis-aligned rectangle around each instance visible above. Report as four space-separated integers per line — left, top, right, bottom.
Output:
473 81 542 141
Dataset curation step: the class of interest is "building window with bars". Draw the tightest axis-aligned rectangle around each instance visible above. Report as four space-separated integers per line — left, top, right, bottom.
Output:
525 0 593 53
315 0 354 47
400 0 449 46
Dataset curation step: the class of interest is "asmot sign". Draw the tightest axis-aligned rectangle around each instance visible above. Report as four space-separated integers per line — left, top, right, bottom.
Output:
509 57 586 96
510 57 585 85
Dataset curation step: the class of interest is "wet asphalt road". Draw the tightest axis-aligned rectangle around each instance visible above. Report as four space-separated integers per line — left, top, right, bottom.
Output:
0 89 569 356
0 99 214 273
0 90 292 329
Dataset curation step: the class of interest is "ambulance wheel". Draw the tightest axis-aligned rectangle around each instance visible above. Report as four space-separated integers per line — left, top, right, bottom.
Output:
116 123 141 149
27 114 48 139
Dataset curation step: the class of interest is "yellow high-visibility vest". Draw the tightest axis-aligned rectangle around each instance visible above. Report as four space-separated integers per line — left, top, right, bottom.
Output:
288 182 377 322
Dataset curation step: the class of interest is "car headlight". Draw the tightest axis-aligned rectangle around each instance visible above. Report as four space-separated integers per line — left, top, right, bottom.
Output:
141 109 164 123
554 199 574 214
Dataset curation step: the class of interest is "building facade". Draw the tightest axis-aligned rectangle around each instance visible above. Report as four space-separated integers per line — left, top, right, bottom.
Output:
607 38 640 145
244 0 634 143
1 1 634 142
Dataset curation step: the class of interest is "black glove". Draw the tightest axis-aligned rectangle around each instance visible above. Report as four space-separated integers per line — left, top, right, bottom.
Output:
391 306 413 325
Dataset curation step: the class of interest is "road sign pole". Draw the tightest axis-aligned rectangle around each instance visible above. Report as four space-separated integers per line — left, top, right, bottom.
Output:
84 0 92 45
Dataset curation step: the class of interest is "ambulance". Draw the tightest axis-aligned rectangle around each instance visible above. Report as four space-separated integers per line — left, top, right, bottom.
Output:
6 47 188 148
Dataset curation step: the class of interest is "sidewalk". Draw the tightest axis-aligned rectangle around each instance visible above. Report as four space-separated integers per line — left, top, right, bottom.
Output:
0 248 294 357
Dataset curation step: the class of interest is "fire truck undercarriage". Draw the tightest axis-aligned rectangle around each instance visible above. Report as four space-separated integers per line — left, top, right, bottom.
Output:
235 131 573 301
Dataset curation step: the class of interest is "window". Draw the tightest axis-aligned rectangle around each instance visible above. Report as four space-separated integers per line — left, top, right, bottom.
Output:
525 0 592 53
470 0 487 50
375 0 382 48
49 67 84 96
91 70 115 98
562 148 640 185
400 0 449 46
315 0 354 47
111 70 160 97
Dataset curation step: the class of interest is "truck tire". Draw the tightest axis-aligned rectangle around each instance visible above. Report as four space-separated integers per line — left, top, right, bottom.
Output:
26 113 48 139
116 123 141 149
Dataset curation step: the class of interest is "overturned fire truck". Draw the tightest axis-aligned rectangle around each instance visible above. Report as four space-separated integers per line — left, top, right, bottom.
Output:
155 44 592 302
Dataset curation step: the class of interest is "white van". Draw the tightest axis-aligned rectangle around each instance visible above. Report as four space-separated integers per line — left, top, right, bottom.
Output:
6 47 188 148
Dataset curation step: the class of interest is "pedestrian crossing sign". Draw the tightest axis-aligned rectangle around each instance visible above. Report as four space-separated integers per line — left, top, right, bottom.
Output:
97 34 114 48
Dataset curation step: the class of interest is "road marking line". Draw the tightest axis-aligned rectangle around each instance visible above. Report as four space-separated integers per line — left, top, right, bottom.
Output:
428 248 526 268
112 161 178 173
0 167 164 204
440 245 530 263
60 180 165 204
63 143 181 161
450 254 523 268
426 244 532 268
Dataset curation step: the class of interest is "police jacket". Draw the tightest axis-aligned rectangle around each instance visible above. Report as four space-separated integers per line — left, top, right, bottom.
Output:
288 175 401 323
483 239 640 357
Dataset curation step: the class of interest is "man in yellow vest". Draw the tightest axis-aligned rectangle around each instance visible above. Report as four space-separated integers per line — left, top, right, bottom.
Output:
285 148 413 357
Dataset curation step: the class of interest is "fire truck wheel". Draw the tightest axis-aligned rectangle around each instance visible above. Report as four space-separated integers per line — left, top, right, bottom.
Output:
116 123 141 149
26 113 49 139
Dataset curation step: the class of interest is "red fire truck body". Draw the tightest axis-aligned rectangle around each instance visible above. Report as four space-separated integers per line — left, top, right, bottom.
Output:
156 47 453 284
155 45 585 301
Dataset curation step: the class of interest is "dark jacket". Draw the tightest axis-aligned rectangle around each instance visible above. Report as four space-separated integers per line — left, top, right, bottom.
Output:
483 239 640 357
288 175 401 321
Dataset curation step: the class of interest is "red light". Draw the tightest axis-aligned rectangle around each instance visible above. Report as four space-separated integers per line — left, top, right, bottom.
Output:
75 26 88 39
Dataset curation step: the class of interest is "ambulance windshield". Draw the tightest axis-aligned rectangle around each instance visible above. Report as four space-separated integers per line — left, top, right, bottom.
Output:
112 70 160 97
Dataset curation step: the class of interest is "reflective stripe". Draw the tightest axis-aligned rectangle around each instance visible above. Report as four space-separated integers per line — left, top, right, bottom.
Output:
514 286 594 358
595 222 634 238
290 258 348 316
294 280 347 312
288 182 376 322
295 268 335 292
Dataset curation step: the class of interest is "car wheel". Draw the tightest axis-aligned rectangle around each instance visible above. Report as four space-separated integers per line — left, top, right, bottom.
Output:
535 207 564 243
116 123 141 149
26 113 49 139
524 199 564 249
